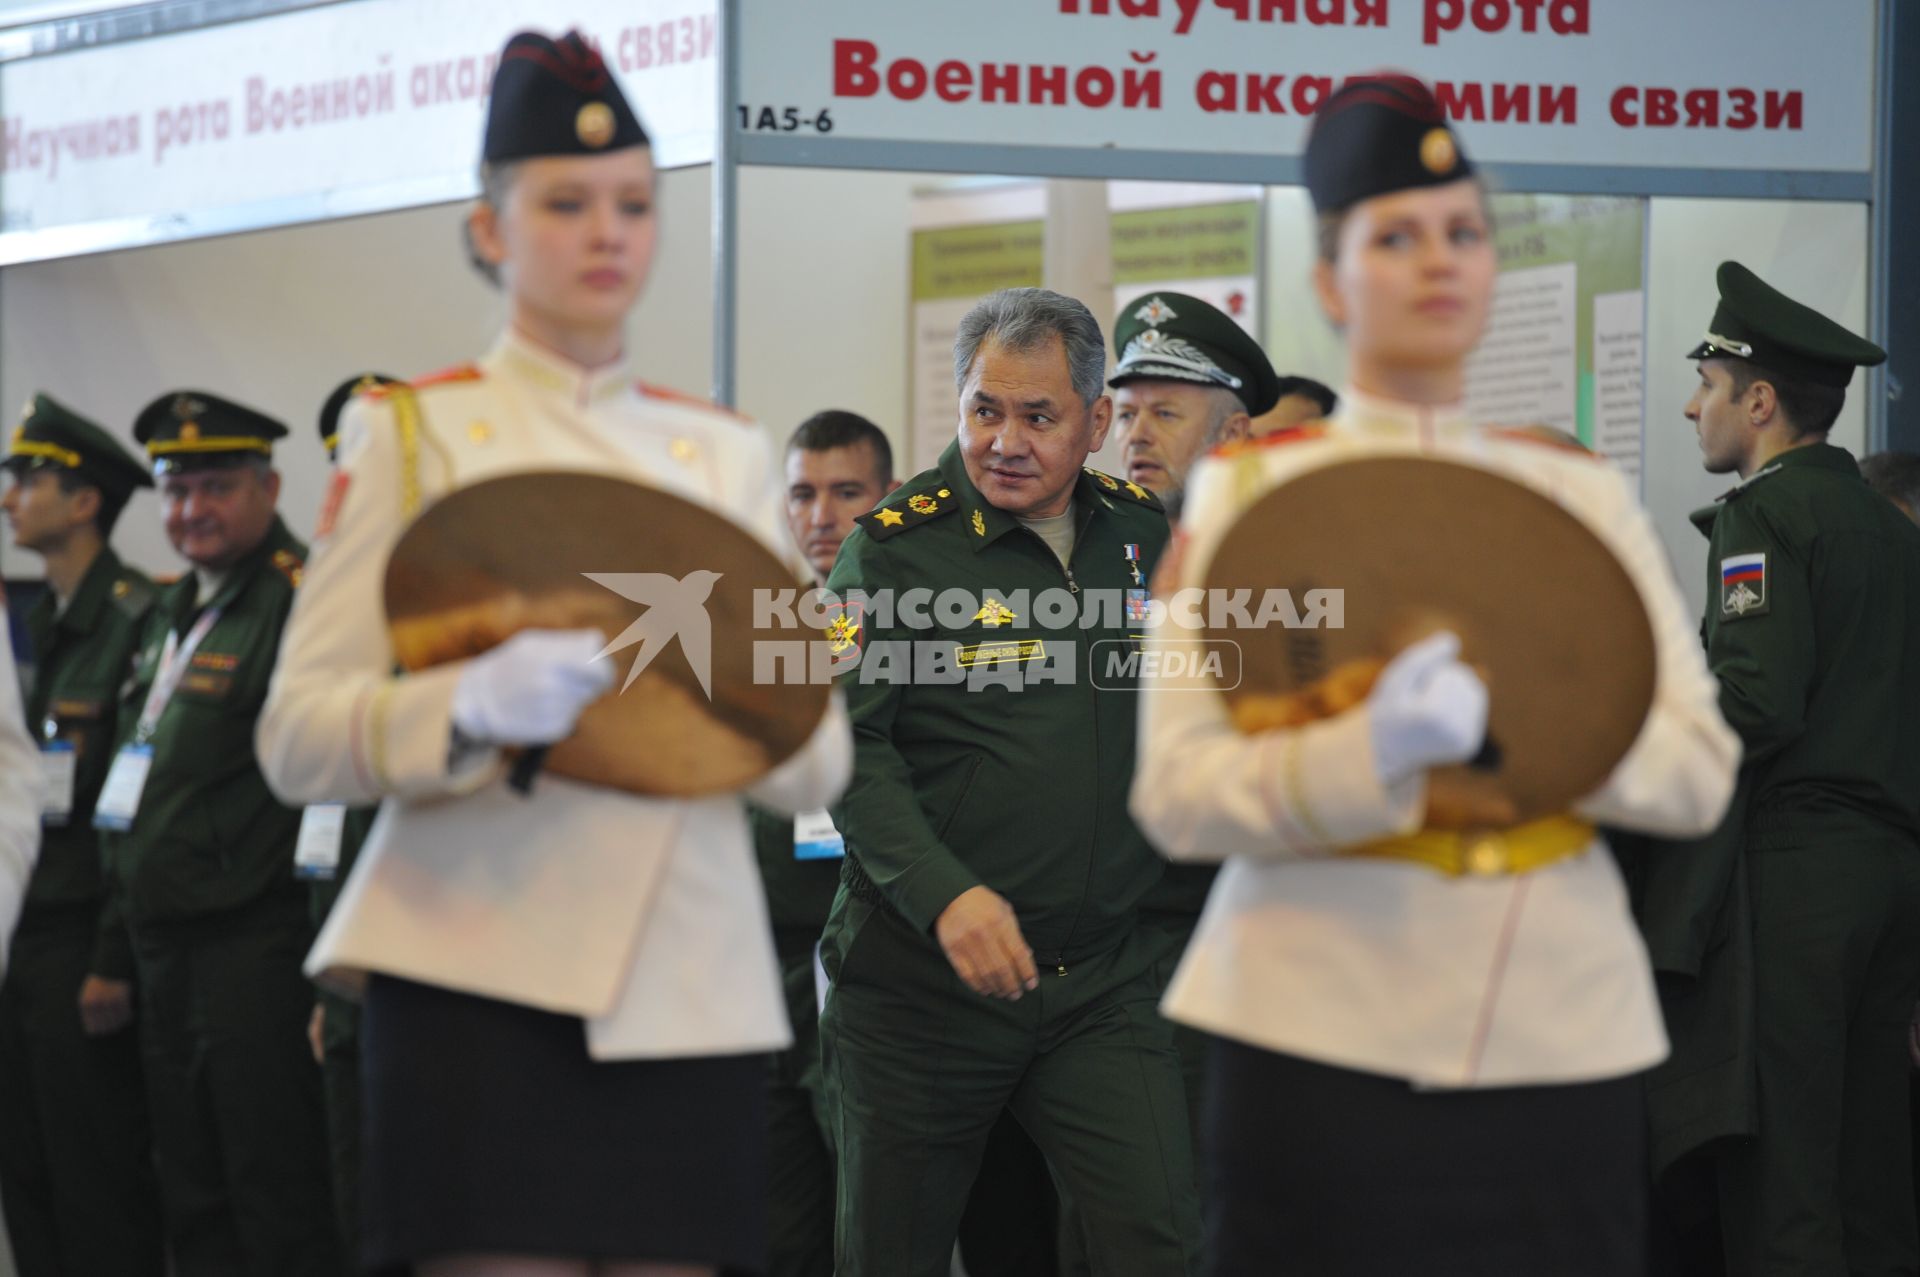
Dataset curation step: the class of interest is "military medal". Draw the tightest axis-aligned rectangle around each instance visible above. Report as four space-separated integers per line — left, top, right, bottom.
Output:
1123 543 1144 586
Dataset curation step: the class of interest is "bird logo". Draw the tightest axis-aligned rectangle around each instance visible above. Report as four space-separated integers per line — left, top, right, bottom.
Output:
581 570 723 697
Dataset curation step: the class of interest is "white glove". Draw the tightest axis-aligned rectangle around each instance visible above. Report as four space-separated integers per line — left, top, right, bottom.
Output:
450 628 614 747
1366 631 1489 788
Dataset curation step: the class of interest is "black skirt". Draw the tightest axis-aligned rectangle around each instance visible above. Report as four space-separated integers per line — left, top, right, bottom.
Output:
1203 1035 1649 1277
358 974 768 1274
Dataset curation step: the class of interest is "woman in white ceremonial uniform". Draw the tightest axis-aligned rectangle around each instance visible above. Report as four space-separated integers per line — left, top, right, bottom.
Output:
257 30 850 1277
1129 74 1740 1276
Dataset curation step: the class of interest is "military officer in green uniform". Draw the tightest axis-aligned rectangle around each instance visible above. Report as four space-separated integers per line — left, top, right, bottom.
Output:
820 286 1200 1276
104 390 339 1276
756 408 897 1277
0 394 166 1275
302 372 394 1274
1666 262 1920 1274
1108 292 1281 1172
1108 290 1280 506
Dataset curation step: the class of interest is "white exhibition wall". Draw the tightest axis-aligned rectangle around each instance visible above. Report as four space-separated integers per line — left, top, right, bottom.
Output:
0 166 1871 624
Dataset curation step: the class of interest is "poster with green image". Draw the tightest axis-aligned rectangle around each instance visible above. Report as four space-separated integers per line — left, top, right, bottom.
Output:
1464 195 1647 478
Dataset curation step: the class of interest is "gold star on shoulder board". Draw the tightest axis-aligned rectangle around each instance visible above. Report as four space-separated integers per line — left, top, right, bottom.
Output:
1124 480 1150 501
875 507 904 528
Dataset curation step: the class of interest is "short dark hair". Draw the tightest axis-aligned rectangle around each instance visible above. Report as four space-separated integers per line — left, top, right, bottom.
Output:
1723 359 1846 438
51 468 127 538
1273 376 1338 417
1860 451 1920 518
787 410 894 484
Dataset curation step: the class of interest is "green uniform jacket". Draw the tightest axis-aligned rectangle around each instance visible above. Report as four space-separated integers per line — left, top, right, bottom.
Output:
749 804 842 956
104 517 308 925
824 442 1170 966
1701 442 1920 841
1635 442 1920 1175
20 548 155 979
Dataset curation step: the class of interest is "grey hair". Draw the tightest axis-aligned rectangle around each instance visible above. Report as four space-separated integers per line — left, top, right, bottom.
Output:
952 287 1108 407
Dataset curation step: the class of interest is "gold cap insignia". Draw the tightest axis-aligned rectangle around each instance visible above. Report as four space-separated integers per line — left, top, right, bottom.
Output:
576 102 616 149
1420 127 1458 176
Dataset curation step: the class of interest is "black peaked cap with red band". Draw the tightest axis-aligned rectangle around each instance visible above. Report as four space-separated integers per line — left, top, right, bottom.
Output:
483 30 649 164
1304 73 1475 215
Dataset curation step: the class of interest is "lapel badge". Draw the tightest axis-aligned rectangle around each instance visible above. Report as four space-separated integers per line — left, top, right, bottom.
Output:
971 509 986 537
973 599 1017 627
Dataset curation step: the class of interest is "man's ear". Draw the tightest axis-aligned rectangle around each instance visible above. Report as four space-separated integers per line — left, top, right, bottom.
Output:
1745 379 1780 430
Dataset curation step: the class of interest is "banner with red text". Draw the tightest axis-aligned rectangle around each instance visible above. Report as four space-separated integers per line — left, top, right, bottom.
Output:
737 0 1874 175
0 0 716 264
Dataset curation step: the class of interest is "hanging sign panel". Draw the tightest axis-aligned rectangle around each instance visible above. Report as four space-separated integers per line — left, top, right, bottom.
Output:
0 0 717 265
736 0 1874 175
909 185 1048 469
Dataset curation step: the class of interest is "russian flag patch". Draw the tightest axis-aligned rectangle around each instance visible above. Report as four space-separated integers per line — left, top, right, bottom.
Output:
1720 551 1768 619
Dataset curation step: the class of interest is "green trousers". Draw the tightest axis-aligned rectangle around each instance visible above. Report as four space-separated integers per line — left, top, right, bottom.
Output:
821 895 1202 1277
316 986 361 1275
767 929 836 1277
133 894 340 1277
1719 838 1920 1276
0 911 165 1276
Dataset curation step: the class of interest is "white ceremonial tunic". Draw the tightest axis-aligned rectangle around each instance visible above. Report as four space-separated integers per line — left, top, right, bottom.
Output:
1132 389 1740 1089
0 628 43 979
257 330 852 1060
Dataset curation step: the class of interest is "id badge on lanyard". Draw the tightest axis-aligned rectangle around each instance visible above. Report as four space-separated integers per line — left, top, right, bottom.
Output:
294 804 347 880
793 809 845 861
94 608 221 833
39 741 76 826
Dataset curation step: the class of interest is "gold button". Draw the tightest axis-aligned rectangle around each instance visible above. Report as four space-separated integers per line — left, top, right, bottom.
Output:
938 488 951 498
670 438 698 464
468 421 493 444
1464 835 1509 876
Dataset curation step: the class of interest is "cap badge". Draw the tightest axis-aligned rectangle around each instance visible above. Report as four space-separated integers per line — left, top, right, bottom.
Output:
172 395 206 420
1134 296 1178 325
1419 128 1457 176
576 101 616 149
